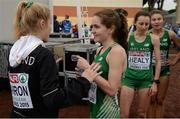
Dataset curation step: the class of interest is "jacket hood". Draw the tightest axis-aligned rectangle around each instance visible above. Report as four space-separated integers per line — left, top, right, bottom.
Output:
9 35 44 67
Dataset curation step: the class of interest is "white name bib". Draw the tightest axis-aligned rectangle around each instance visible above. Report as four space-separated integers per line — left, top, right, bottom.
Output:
128 51 151 70
9 73 33 109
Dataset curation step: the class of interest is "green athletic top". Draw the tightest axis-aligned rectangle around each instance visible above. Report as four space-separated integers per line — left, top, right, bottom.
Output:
124 32 153 81
150 29 171 75
90 45 120 118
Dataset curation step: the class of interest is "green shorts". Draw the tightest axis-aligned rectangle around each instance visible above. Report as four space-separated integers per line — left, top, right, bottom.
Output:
122 77 152 89
153 66 170 76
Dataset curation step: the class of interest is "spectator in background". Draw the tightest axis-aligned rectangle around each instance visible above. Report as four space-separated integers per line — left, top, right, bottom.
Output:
61 15 72 35
53 15 60 33
72 24 78 38
83 23 89 37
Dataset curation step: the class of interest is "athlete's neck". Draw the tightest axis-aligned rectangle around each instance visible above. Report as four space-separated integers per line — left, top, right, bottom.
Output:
135 30 147 37
101 38 115 50
152 28 163 35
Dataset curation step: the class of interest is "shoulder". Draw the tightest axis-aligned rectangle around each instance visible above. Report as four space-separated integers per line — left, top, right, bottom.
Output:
127 32 133 42
109 45 126 58
34 45 54 59
108 45 127 66
150 33 159 40
111 45 125 52
150 33 159 45
168 30 176 39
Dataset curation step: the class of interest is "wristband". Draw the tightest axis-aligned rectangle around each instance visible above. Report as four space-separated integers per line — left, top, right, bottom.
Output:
152 79 160 84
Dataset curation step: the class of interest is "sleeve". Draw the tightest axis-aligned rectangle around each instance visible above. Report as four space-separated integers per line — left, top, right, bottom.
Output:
39 50 90 110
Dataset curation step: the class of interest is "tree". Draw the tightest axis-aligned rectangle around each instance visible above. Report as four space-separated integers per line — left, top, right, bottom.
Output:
147 0 157 11
157 0 165 10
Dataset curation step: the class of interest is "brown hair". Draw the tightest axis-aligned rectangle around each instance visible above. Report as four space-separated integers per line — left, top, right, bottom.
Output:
94 9 128 51
150 9 165 19
134 11 150 24
14 1 50 39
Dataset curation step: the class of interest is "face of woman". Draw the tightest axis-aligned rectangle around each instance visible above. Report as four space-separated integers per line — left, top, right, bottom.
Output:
135 16 150 32
151 13 164 30
91 16 111 43
41 18 51 42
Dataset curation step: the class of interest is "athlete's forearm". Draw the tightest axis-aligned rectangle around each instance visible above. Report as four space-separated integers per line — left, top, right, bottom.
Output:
154 60 161 80
94 75 119 97
174 51 180 63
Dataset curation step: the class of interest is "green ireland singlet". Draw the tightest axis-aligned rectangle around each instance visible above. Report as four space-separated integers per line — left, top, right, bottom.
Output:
151 29 171 76
90 45 120 118
122 32 153 89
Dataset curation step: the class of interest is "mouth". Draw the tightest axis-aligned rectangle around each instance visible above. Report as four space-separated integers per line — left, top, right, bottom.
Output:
93 35 97 38
154 24 160 27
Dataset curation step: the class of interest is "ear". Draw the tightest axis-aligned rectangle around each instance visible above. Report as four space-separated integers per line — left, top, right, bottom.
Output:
109 25 115 34
39 19 46 29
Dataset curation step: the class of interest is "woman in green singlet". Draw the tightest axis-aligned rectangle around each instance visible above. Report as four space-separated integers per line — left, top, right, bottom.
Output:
147 10 180 118
76 9 128 118
120 11 161 118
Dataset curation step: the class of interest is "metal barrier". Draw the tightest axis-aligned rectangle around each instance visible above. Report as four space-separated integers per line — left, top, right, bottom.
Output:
0 43 13 78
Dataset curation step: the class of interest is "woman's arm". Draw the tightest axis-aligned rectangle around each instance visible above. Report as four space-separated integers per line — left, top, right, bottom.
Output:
152 34 161 80
169 30 180 48
40 51 91 109
76 47 103 70
149 34 161 96
94 46 126 96
167 51 180 65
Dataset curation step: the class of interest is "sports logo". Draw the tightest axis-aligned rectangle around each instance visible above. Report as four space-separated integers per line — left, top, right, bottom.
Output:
19 73 28 83
98 57 103 61
163 38 167 42
144 43 150 47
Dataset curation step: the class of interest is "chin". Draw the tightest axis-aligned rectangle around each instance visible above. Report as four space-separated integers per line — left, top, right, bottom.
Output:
42 38 48 43
94 38 100 43
153 26 161 30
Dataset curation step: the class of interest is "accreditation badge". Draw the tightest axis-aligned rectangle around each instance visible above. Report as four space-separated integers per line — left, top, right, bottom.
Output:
9 73 33 109
83 82 97 104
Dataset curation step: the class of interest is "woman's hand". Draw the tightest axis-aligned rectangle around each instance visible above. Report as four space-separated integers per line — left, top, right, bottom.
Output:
148 83 158 96
76 63 102 82
167 52 180 65
76 55 90 70
166 58 178 66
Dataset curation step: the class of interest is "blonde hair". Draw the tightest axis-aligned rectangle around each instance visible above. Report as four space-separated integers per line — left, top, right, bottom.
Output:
14 1 50 39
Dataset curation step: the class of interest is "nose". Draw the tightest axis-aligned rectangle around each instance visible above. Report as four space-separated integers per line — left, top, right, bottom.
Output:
142 25 146 30
91 28 95 35
154 20 159 24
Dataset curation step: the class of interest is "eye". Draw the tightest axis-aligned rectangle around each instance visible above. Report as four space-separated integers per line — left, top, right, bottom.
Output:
145 23 149 26
152 18 156 21
158 18 161 21
93 24 100 29
139 23 144 25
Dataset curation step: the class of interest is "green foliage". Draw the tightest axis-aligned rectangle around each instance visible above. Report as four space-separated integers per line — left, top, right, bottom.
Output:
168 9 176 14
